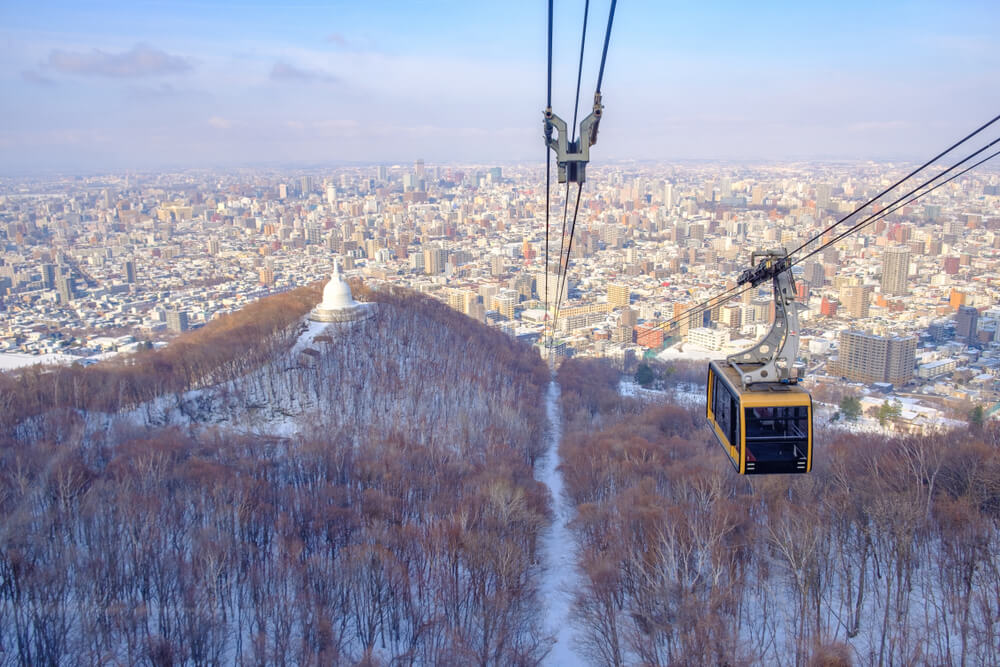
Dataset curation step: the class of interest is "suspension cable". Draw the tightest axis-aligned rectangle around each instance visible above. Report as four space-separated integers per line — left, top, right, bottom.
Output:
546 0 553 111
554 184 585 330
571 0 590 142
553 180 571 314
652 283 752 337
544 0 617 353
595 0 617 95
789 112 1000 259
552 1 590 344
792 140 1000 267
544 150 553 351
544 0 554 355
649 135 1000 338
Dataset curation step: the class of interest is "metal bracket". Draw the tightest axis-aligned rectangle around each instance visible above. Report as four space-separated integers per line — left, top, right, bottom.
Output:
544 94 603 184
727 249 801 387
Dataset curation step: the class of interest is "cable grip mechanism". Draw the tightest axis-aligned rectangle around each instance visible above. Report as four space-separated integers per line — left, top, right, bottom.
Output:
727 248 802 387
543 94 604 184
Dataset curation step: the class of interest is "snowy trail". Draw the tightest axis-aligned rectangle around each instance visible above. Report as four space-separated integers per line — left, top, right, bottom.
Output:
537 379 586 666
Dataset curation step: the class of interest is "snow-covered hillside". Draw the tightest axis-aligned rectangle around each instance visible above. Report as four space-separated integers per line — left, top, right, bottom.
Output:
0 287 556 665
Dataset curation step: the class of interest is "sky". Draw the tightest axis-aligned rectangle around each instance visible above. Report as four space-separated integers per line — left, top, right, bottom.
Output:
1 0 998 173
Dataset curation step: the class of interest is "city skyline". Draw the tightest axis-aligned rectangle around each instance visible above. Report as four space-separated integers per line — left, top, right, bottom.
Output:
2 1 999 172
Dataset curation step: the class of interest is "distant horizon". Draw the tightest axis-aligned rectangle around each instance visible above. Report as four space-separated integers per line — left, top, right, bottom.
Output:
3 0 999 173
3 154 1000 181
5 134 1000 178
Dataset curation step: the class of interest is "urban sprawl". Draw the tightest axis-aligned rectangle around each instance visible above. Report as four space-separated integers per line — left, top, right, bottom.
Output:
2 161 999 431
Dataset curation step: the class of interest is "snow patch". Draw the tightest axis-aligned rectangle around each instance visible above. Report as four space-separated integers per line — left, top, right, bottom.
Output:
536 379 585 666
619 379 703 407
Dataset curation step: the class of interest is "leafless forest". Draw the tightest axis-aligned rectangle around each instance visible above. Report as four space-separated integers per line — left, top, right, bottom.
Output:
557 357 1000 666
4 288 999 666
0 285 552 665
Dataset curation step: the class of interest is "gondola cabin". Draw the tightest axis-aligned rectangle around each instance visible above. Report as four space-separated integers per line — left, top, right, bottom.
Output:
706 360 812 474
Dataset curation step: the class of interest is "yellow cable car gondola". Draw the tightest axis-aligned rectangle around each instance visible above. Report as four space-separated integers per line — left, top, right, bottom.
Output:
707 360 812 474
705 249 813 474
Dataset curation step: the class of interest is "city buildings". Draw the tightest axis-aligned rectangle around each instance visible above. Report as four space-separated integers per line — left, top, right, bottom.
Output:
0 160 997 423
956 305 979 343
608 283 630 309
834 331 917 385
166 310 189 333
881 246 910 296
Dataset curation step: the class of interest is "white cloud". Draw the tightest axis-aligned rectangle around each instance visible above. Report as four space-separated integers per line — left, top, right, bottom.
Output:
45 43 193 78
269 61 338 84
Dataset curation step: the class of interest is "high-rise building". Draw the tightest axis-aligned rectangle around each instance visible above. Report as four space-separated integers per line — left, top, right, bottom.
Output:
41 263 56 289
259 265 275 286
673 301 702 335
447 288 466 313
123 259 136 283
534 271 570 305
881 246 910 296
815 183 831 209
494 290 517 320
512 274 534 301
414 159 426 190
55 274 76 304
424 246 447 275
167 310 189 333
956 305 979 343
719 303 742 332
278 183 288 200
836 331 916 384
885 336 917 384
663 182 675 207
842 285 872 319
305 227 322 245
490 255 505 277
803 261 825 288
608 283 630 309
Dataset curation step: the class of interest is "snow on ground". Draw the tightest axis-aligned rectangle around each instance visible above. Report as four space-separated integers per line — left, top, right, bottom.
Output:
106 317 326 439
656 342 715 362
290 317 332 355
657 339 758 362
0 351 86 370
619 379 703 407
537 379 586 666
618 379 654 398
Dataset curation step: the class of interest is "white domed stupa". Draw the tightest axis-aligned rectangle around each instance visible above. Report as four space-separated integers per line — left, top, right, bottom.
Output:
309 262 374 323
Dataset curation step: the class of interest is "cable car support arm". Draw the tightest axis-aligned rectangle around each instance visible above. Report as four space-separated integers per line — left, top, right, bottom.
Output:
544 94 603 184
727 249 801 388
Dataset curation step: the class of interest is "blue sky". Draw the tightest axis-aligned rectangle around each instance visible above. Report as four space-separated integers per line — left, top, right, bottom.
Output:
1 0 998 172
